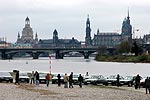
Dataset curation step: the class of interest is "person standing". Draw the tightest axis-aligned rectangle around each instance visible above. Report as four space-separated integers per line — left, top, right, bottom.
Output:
116 74 120 87
35 71 39 85
135 74 141 89
57 74 61 86
30 71 34 84
45 73 50 87
85 72 90 79
69 72 74 88
145 77 150 94
78 74 83 88
64 73 69 88
15 70 19 85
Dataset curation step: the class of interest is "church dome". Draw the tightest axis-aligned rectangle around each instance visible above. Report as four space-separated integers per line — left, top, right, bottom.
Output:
25 17 30 21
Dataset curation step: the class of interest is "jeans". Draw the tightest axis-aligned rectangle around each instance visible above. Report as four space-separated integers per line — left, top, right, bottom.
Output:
46 80 49 87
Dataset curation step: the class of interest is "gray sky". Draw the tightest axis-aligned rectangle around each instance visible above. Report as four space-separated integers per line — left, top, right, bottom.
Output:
0 0 150 43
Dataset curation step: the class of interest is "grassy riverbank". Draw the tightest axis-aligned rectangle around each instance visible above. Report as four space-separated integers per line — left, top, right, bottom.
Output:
95 55 150 63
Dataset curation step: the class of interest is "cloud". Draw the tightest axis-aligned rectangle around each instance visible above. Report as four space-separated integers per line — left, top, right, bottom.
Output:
0 0 150 42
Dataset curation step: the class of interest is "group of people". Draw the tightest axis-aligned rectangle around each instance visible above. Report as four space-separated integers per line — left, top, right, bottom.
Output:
30 71 51 86
57 72 84 88
29 71 84 88
131 74 150 94
116 73 150 94
13 70 150 94
45 72 84 88
116 74 142 88
30 71 39 85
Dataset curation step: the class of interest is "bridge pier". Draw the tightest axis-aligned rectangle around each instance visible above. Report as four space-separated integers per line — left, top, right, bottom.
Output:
1 51 8 60
55 50 64 59
83 52 90 59
7 54 13 59
26 51 42 59
1 50 16 60
32 52 42 59
79 51 95 59
32 54 39 59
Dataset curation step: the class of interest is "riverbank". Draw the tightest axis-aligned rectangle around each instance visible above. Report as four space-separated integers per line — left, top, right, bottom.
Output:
0 83 150 100
95 55 150 63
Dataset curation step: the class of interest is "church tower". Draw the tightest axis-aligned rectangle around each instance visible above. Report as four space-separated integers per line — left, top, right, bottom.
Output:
53 29 59 47
21 16 34 44
17 32 21 43
85 15 92 46
121 10 132 43
35 32 38 42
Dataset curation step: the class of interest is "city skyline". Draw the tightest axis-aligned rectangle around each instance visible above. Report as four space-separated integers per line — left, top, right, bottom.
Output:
0 0 150 43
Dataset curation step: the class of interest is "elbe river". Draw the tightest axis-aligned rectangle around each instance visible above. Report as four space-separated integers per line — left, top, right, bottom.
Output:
0 57 150 77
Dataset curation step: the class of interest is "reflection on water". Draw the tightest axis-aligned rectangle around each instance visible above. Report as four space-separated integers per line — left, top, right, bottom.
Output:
0 57 150 77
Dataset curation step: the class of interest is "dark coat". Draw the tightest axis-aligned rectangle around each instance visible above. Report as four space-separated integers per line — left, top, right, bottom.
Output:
145 78 150 87
69 74 73 82
135 75 141 83
35 72 39 80
78 75 83 82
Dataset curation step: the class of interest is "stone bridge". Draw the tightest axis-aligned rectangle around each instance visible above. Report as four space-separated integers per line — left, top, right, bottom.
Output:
0 47 99 60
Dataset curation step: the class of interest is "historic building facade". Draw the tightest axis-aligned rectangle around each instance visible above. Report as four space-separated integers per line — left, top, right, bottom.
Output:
87 11 132 48
15 12 132 49
92 29 121 48
16 17 38 48
38 29 81 48
15 17 81 49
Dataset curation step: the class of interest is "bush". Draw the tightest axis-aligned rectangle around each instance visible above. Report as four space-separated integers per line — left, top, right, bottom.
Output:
95 54 150 63
136 55 148 62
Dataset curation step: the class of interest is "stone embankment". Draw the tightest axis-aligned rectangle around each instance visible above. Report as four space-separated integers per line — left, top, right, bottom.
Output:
0 83 150 100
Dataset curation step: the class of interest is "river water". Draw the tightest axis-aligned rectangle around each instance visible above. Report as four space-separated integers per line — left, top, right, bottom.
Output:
0 57 150 77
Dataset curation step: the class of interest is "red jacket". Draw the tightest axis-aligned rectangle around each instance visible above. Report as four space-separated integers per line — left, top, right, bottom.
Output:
45 74 50 80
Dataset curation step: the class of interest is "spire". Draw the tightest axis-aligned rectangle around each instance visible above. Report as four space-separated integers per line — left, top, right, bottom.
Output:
35 32 38 38
127 8 130 19
17 32 21 43
17 32 20 39
53 29 58 38
97 28 100 34
87 14 90 23
87 14 89 19
54 29 57 33
86 14 90 28
35 32 38 41
25 16 30 25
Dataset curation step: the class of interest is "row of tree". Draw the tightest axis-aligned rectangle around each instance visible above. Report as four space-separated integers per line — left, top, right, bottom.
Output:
97 41 143 56
118 41 142 56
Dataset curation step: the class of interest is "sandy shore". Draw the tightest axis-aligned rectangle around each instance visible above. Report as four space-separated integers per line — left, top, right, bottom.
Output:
0 83 150 100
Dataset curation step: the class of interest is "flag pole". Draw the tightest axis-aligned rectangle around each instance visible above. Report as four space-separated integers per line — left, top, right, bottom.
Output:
49 55 52 74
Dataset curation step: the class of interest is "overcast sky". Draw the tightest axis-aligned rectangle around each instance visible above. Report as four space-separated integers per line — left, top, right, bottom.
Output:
0 0 150 43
